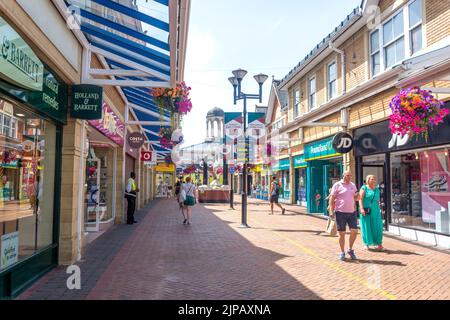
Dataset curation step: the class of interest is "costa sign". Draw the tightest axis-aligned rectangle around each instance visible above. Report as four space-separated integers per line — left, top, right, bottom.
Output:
332 132 354 154
127 132 146 149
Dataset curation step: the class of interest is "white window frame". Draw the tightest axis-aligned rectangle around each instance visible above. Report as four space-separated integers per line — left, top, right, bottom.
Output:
369 0 424 78
407 0 423 56
308 76 316 110
327 61 337 100
382 10 405 69
293 88 300 119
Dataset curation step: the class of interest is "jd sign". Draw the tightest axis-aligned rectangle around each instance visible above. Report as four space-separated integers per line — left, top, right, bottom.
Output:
332 132 354 154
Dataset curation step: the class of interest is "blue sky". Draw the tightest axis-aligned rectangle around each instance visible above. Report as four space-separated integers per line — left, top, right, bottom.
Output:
182 0 362 146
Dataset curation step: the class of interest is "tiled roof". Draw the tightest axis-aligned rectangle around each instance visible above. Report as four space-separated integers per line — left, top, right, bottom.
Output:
278 6 362 88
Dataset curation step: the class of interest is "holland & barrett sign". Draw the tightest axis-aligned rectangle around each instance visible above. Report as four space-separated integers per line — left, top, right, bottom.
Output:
70 85 103 119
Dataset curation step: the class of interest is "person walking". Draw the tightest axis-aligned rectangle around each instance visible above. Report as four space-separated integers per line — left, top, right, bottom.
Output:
125 172 139 225
182 177 197 225
329 171 359 261
359 175 384 251
269 176 286 215
175 178 183 208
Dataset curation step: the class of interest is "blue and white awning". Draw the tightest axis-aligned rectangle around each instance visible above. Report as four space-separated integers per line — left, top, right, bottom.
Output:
54 0 190 159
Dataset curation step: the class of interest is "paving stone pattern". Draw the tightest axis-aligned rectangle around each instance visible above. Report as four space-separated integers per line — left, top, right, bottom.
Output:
18 199 450 300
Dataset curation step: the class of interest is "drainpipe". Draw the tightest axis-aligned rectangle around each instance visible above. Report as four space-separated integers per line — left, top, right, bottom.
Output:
329 41 346 95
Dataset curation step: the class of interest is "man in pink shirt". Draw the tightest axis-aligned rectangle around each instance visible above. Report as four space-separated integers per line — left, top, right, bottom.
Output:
329 171 360 261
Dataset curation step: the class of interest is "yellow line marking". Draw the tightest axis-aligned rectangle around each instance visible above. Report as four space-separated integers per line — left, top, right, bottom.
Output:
248 217 397 300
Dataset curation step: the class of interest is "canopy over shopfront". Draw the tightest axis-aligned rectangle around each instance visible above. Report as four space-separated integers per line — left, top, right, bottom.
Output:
53 0 190 160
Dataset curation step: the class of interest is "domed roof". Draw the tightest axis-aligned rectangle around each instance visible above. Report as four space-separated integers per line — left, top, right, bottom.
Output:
207 107 224 118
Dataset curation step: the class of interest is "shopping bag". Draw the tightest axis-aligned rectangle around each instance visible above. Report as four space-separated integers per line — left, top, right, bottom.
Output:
179 189 186 202
326 218 337 237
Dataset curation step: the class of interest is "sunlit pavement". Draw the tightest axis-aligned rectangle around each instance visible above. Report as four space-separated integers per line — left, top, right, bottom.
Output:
18 198 450 300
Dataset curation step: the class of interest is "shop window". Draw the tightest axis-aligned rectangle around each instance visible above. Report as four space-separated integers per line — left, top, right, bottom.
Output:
391 148 450 235
293 89 300 119
0 99 56 271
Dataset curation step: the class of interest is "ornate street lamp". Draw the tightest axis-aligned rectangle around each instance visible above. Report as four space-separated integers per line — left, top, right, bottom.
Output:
228 68 268 228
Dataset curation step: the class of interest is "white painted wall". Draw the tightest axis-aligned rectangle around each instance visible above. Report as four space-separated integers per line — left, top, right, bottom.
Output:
17 0 81 72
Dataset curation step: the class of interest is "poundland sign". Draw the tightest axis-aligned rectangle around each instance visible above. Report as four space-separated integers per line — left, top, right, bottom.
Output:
70 85 103 120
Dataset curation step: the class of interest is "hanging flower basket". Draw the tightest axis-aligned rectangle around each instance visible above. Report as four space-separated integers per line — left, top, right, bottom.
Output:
389 87 449 141
150 82 193 116
159 127 174 148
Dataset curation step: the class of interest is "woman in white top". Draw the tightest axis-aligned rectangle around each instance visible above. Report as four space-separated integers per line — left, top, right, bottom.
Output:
181 177 197 225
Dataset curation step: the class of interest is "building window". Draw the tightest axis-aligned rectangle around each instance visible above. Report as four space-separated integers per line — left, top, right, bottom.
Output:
308 77 316 110
391 147 450 236
293 89 300 118
409 0 423 55
383 11 405 68
370 30 381 76
369 0 424 77
327 62 337 100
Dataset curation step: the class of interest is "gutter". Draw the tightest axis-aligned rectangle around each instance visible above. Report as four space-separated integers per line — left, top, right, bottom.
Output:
329 41 346 95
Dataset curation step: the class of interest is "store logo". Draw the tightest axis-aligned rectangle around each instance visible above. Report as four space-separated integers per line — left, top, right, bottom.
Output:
66 265 81 290
1 36 41 83
388 133 409 149
332 132 354 154
127 132 146 149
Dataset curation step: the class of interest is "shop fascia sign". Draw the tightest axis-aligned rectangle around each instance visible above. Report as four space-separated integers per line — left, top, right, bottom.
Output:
0 17 43 91
293 155 307 168
89 103 125 146
305 136 341 161
70 85 103 120
141 150 157 165
1 231 19 270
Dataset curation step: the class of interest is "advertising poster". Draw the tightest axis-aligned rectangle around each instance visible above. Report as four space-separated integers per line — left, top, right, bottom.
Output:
1 231 19 270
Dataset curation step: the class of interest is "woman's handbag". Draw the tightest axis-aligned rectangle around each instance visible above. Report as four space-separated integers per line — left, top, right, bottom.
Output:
363 187 378 215
326 217 337 237
179 189 186 202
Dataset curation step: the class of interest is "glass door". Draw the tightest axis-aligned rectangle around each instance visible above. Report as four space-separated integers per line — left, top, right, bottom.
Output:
85 158 100 232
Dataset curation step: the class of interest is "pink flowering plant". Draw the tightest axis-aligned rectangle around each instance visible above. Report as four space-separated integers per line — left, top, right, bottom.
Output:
150 82 192 115
389 87 449 141
159 127 174 148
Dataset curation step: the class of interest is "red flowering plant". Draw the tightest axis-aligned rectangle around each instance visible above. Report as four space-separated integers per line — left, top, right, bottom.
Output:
389 87 449 141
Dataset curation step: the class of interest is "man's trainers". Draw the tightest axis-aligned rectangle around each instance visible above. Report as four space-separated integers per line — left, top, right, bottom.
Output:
348 249 357 260
339 252 346 261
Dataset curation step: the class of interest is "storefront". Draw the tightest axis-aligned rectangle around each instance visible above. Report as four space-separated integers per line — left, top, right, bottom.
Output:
0 16 66 298
154 163 175 198
84 102 124 234
305 136 343 215
354 103 450 248
293 155 307 206
273 158 290 204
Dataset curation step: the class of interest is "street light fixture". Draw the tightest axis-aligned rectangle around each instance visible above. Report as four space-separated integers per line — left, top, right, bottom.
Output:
228 68 268 228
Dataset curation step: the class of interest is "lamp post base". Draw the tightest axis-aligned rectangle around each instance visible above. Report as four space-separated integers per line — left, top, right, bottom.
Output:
238 224 250 229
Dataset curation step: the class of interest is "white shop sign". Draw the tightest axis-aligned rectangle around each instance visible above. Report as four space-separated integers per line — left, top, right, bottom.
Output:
1 231 19 270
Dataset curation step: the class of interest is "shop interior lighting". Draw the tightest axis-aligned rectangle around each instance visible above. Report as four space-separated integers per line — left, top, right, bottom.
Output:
16 113 25 117
415 153 419 160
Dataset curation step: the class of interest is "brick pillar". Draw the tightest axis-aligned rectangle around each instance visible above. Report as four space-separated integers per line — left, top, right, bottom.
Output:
59 119 85 265
115 146 125 224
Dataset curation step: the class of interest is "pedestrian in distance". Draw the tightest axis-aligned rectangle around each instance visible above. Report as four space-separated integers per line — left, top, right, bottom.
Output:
175 177 183 208
328 171 360 261
125 172 139 225
269 176 286 215
359 175 384 251
182 177 197 225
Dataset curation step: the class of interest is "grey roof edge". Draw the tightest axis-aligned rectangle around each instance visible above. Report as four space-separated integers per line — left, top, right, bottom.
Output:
278 4 363 90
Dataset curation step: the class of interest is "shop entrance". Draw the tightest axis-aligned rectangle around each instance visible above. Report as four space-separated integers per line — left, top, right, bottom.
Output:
307 159 342 215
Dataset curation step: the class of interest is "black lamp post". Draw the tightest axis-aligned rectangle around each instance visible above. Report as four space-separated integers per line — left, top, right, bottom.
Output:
228 69 268 228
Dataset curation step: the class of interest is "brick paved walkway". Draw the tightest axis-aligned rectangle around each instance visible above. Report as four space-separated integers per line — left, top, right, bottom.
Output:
18 199 450 300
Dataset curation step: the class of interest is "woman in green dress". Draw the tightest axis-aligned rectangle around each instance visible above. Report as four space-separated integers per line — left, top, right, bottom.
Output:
359 175 384 251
